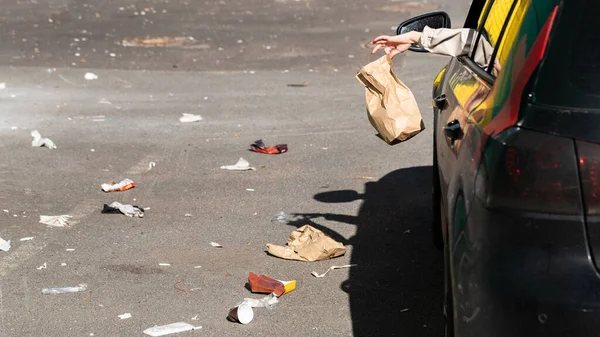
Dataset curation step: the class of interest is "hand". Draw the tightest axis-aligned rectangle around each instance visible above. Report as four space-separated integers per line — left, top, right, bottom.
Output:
370 31 421 58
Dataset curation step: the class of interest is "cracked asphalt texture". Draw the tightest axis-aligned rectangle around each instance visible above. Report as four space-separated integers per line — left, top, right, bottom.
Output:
0 0 469 336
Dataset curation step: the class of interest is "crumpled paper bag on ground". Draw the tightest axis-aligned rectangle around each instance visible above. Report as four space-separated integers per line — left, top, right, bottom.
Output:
267 225 347 262
355 54 424 144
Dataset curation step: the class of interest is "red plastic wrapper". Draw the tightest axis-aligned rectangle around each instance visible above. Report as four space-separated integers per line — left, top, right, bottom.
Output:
248 272 285 296
250 139 288 154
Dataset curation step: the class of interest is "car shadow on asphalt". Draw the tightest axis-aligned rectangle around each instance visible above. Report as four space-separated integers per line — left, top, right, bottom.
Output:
289 165 444 337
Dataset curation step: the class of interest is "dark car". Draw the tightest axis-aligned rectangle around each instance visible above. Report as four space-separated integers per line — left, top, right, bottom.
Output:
398 0 600 336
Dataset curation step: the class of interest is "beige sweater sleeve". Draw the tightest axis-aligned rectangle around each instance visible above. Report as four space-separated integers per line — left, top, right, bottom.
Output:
419 26 493 68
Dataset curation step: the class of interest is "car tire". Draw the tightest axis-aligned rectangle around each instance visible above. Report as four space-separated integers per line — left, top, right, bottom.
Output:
432 147 444 250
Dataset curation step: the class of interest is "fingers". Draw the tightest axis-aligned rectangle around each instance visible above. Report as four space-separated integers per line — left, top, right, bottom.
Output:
370 44 385 55
388 48 401 59
370 35 390 44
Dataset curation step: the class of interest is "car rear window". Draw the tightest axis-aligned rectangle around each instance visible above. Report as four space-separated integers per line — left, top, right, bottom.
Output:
533 0 600 110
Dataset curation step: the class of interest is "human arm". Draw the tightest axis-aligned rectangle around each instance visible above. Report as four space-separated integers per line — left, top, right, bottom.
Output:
370 31 422 59
371 26 484 61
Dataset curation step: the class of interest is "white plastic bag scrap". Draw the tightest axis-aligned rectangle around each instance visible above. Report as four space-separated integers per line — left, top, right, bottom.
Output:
0 237 11 252
143 322 202 336
238 293 279 310
220 157 256 171
84 72 98 80
39 215 72 227
31 130 57 149
103 202 144 218
179 113 203 123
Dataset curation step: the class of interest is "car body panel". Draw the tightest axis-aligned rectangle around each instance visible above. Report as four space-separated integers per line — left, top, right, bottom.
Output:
429 0 600 335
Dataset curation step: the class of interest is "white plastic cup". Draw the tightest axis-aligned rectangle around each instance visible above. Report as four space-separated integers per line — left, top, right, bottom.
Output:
228 303 254 324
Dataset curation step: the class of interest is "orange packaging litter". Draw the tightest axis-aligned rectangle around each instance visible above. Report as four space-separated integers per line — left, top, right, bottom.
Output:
248 272 296 297
101 178 136 192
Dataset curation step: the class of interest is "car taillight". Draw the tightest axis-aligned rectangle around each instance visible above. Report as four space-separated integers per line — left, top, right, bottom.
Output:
576 141 600 215
475 127 582 214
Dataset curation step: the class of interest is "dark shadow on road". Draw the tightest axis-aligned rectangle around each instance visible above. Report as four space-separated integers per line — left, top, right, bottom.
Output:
290 166 444 336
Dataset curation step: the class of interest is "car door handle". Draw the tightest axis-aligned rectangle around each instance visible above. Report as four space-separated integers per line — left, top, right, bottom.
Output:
433 94 447 110
443 119 462 140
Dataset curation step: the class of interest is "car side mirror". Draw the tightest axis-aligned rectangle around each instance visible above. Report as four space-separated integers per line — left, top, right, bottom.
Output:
397 11 451 53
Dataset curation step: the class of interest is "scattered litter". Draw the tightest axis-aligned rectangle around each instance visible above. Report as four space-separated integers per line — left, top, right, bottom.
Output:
248 272 296 296
20 237 34 241
191 315 199 321
286 82 309 87
101 179 136 192
0 237 10 252
400 308 409 313
122 36 196 48
250 139 287 154
66 248 75 252
174 279 200 293
354 176 375 180
193 265 202 269
39 215 72 227
228 303 253 324
90 149 95 152
148 162 156 170
403 229 411 234
85 72 98 80
159 263 171 267
102 202 144 218
31 130 57 149
311 264 357 278
143 207 151 211
118 313 132 320
42 284 87 295
270 212 288 222
2 210 8 213
209 242 222 248
246 189 255 192
220 158 256 171
267 225 347 262
143 322 201 336
61 263 67 266
184 213 192 217
179 113 203 123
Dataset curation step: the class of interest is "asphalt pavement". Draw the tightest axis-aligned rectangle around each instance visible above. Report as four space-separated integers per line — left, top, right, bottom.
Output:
0 0 469 336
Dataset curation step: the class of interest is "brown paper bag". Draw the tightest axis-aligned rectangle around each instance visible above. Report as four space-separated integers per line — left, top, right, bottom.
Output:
356 55 424 144
266 225 347 262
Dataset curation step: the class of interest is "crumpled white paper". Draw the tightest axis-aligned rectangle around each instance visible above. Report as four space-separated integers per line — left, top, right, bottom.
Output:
179 113 203 123
39 215 72 227
143 322 202 336
31 130 57 149
84 72 98 80
0 237 11 252
238 293 279 310
101 178 135 192
220 157 256 171
105 202 144 218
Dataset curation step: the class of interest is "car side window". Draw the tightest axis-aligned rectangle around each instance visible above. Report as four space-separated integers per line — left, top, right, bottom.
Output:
471 0 521 76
